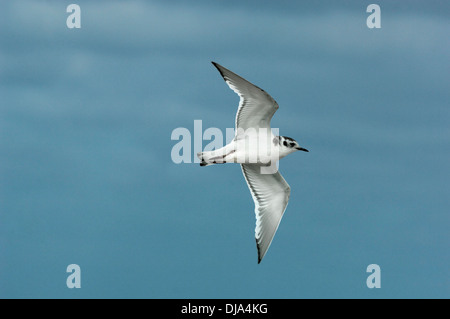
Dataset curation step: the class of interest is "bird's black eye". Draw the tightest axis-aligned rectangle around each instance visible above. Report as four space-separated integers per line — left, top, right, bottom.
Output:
283 141 288 147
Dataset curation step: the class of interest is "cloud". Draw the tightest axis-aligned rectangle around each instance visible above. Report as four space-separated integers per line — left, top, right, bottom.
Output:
1 0 449 298
1 0 448 180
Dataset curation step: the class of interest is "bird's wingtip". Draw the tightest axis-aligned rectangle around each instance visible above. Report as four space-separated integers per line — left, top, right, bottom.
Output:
256 238 263 264
211 62 225 79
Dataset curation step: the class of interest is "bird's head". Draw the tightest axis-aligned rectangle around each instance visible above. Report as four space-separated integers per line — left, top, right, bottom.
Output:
275 136 309 154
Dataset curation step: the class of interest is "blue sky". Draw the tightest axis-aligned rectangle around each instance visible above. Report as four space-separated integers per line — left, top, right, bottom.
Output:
0 0 449 298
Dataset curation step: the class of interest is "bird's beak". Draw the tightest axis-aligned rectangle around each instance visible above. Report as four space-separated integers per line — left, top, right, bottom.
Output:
296 147 309 152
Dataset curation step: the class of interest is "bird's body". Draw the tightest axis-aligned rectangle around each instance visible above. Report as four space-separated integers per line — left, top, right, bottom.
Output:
198 62 308 263
199 133 299 165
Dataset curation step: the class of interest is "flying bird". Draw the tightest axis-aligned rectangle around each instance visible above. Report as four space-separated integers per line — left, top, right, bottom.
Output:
197 62 309 263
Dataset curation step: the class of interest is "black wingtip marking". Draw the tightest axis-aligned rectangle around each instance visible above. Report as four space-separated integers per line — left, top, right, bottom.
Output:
211 61 226 79
256 238 262 264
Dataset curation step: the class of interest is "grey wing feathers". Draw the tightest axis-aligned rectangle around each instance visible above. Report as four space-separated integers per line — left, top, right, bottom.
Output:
211 62 279 131
241 164 290 263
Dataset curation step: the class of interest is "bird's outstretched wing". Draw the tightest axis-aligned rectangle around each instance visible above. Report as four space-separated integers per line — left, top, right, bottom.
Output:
212 62 279 131
241 164 290 263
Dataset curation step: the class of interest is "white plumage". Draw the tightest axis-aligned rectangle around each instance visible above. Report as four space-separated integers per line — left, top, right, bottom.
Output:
198 62 308 263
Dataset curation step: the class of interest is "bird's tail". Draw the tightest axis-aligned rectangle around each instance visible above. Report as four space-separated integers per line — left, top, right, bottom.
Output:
197 151 227 166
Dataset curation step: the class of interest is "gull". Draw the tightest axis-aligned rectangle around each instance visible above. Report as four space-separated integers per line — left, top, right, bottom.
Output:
197 62 309 263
